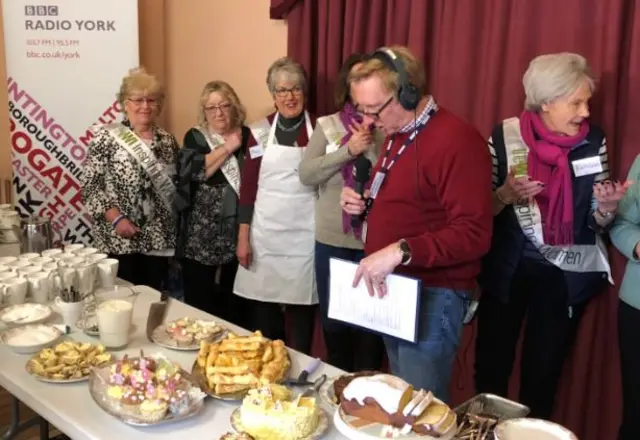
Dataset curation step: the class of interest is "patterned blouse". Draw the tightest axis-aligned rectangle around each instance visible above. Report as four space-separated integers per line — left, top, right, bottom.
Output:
81 122 180 255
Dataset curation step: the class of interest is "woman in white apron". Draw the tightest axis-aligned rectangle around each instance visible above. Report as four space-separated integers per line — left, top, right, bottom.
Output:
233 57 318 354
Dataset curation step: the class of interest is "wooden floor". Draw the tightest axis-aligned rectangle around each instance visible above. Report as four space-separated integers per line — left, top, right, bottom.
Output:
0 387 65 440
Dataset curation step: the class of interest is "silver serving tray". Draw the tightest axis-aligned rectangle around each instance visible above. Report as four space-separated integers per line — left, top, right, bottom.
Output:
454 393 530 420
89 357 205 426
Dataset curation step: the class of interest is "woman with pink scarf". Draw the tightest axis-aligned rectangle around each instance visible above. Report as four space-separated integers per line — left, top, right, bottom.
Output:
474 53 629 419
299 53 384 372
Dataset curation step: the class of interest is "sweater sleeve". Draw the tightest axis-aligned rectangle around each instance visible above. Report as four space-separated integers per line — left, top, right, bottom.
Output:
587 136 614 234
238 131 261 225
80 130 118 221
610 154 640 261
299 124 352 186
405 129 494 267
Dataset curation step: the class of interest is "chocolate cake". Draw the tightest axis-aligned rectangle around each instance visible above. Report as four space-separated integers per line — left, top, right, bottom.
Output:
333 370 380 404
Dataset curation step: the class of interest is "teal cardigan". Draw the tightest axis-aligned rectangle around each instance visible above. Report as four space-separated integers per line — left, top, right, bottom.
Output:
610 154 640 310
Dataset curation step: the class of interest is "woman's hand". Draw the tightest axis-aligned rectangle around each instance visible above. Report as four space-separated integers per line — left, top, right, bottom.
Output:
346 121 372 156
223 130 242 154
237 233 253 269
340 187 369 216
497 166 545 204
114 218 140 239
594 180 632 214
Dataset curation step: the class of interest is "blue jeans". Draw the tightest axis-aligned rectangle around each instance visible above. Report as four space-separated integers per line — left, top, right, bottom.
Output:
384 286 469 403
315 241 384 372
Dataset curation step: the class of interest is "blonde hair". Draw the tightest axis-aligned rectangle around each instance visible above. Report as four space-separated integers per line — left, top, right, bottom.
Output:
266 57 307 94
523 52 595 111
348 45 427 97
197 81 246 129
116 67 164 111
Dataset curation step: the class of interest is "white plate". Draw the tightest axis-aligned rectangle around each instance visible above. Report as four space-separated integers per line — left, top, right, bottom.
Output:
230 406 329 440
151 321 226 351
494 418 578 440
0 303 52 326
333 404 456 440
0 324 62 354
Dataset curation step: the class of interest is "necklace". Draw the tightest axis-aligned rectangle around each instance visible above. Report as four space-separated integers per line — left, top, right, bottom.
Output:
276 117 303 132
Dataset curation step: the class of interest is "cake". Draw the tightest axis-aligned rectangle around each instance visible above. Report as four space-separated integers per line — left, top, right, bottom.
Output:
104 354 205 422
340 374 456 437
333 370 380 404
166 317 224 346
220 433 255 440
239 384 319 440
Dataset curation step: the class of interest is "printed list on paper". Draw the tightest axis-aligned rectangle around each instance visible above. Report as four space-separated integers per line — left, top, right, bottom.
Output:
327 258 420 343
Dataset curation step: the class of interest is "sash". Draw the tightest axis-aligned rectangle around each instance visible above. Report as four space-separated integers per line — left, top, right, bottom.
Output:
104 123 176 212
249 117 272 149
193 127 241 196
317 113 348 146
502 117 613 283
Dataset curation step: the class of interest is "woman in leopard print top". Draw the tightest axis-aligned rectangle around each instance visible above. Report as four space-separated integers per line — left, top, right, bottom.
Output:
81 68 179 289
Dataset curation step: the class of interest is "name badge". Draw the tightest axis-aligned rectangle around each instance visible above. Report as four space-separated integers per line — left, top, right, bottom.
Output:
326 142 340 154
369 171 386 199
572 156 602 177
249 144 264 159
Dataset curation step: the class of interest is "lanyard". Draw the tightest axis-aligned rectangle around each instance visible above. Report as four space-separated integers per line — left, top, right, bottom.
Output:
379 122 427 174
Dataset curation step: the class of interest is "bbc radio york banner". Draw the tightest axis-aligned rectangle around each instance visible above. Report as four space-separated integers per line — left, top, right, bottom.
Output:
2 0 139 245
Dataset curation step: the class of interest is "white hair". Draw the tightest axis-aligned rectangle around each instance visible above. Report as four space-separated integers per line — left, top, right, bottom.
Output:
523 52 595 111
266 57 307 94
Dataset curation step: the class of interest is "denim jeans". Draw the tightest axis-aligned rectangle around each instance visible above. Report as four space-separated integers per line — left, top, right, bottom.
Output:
315 241 384 372
384 286 469 403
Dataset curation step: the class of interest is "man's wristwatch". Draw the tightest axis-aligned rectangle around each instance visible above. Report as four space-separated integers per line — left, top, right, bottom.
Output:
398 239 412 266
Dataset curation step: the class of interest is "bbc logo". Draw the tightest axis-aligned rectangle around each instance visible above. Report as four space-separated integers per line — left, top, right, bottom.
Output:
24 5 58 16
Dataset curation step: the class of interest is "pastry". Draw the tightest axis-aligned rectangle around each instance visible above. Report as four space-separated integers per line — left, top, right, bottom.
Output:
27 341 112 381
165 317 224 346
239 384 319 440
139 399 168 423
340 373 457 437
220 433 255 440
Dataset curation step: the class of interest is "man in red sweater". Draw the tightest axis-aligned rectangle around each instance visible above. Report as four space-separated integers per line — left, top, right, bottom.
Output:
340 46 493 401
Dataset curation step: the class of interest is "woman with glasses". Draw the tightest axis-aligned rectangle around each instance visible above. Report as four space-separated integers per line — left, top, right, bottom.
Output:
81 67 179 288
233 57 317 354
175 81 250 326
299 53 384 371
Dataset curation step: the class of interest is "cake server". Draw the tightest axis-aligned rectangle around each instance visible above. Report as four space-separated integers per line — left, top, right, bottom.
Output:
146 290 171 342
284 357 322 386
299 374 327 398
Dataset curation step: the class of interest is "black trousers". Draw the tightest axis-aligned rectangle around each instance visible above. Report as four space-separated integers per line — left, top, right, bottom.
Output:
475 258 584 419
618 299 640 440
110 253 169 291
181 258 246 328
248 300 317 355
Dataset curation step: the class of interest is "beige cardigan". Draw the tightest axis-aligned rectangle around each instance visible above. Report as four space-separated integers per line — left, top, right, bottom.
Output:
299 115 383 250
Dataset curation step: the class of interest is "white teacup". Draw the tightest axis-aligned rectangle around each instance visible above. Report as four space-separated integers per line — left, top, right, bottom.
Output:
26 271 52 304
2 277 28 306
0 204 13 211
87 253 108 264
74 247 98 257
97 259 119 289
54 297 84 329
30 256 53 266
5 260 32 272
64 244 85 253
18 252 41 261
0 211 19 228
0 272 17 282
0 256 18 265
58 256 85 268
18 266 42 278
41 248 64 259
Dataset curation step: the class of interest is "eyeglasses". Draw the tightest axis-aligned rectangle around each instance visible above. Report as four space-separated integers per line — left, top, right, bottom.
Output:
205 103 232 114
128 97 158 107
274 86 303 98
356 95 394 120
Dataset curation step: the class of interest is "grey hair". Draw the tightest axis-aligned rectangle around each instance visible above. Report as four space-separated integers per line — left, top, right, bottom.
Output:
523 52 596 111
266 57 307 94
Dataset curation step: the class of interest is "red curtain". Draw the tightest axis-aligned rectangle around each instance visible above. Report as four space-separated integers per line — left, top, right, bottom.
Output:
272 1 640 439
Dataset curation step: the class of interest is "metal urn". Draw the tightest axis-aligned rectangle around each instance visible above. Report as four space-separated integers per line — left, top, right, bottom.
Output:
20 215 54 253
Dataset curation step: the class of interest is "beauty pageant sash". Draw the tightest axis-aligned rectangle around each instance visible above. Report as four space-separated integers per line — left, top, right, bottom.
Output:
193 127 241 196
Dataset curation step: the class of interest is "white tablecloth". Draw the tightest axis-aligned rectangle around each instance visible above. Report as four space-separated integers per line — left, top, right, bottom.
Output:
0 286 348 439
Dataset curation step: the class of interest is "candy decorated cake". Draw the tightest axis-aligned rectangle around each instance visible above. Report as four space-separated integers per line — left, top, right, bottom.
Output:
239 384 319 440
341 374 456 438
165 317 224 346
104 354 205 422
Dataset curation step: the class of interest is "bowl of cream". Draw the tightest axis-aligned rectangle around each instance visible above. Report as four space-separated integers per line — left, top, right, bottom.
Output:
0 324 62 354
0 303 52 326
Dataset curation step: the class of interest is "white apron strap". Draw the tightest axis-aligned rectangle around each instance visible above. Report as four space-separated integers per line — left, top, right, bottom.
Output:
502 117 612 283
317 113 348 145
193 127 241 196
104 123 176 212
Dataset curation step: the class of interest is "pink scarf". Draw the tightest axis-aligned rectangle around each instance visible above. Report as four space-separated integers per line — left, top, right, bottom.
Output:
519 110 589 245
340 103 373 240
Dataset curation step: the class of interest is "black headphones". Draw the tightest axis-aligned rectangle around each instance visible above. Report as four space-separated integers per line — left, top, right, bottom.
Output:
371 47 420 111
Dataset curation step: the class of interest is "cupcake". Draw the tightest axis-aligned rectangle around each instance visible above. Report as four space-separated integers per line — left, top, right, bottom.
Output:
168 388 190 416
139 399 168 423
120 386 145 417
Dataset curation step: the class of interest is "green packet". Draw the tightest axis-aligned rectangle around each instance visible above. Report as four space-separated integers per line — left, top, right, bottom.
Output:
513 162 528 178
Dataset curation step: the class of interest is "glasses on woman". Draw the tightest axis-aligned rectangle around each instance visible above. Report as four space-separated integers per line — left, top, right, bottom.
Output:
128 97 158 107
274 86 303 98
205 103 232 114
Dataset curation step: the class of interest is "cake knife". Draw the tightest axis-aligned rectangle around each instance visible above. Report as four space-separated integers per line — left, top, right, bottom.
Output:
284 357 322 387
